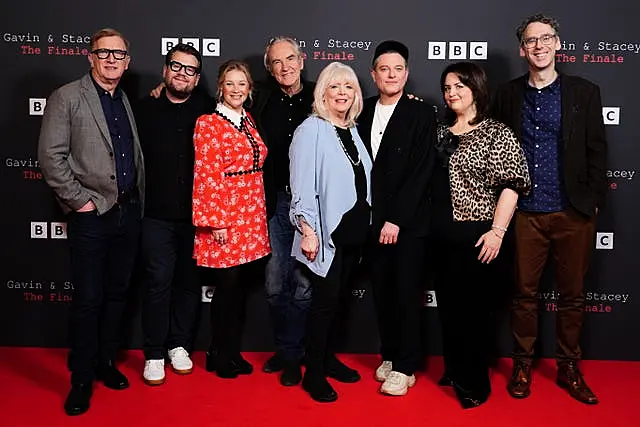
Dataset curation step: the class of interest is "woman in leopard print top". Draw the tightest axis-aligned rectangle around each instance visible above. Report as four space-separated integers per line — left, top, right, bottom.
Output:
430 62 530 409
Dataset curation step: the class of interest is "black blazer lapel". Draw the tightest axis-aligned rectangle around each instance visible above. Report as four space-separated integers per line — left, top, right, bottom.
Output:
358 97 377 158
377 94 410 159
561 77 577 148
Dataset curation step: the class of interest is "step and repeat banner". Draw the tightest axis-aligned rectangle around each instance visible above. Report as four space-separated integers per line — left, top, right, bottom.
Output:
1 0 638 360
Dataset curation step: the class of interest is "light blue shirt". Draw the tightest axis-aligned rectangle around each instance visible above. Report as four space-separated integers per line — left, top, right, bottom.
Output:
289 115 372 277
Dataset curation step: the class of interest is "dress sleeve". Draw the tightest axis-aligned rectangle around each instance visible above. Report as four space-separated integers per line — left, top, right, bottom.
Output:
486 122 531 195
192 115 230 228
289 118 319 232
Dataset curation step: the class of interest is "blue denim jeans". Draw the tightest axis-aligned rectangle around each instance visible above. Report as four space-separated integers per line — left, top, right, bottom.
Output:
265 191 312 361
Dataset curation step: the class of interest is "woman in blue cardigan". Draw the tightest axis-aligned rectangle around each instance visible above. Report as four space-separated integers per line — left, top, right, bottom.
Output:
289 61 372 403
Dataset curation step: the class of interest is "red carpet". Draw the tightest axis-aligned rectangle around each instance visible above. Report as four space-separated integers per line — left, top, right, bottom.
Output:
0 348 637 427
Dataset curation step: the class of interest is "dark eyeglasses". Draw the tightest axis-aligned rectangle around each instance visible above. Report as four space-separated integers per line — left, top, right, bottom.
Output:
522 34 557 49
168 60 200 76
91 49 128 60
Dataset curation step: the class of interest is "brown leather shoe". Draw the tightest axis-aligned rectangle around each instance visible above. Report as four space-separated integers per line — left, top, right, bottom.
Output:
507 359 532 398
557 362 599 405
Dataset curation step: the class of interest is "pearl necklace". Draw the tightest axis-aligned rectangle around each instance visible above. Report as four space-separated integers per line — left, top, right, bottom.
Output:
333 125 361 166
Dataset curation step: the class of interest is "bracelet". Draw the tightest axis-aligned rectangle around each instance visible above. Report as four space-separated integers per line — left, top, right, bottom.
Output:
492 224 508 232
491 230 504 239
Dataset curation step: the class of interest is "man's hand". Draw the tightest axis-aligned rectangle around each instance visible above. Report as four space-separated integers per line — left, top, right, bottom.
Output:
150 82 165 98
76 200 96 212
379 221 400 245
301 233 319 261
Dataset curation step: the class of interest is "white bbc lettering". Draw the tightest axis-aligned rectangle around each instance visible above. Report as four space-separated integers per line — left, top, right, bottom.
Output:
30 222 67 239
201 286 216 302
30 222 48 239
424 290 438 307
29 98 46 115
161 37 220 56
602 107 620 125
596 232 614 250
428 41 488 60
50 222 67 239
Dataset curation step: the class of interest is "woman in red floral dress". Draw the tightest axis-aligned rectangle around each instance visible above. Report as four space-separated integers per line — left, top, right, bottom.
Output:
192 60 270 378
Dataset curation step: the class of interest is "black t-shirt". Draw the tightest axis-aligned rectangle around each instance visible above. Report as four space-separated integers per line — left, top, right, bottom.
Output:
331 126 370 246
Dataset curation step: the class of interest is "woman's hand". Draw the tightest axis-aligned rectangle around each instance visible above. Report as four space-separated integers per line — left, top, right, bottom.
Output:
301 233 319 261
212 228 228 244
150 82 165 98
475 230 503 263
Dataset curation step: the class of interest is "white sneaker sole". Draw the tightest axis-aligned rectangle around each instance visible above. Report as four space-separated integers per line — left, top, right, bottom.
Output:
172 366 193 375
143 376 166 386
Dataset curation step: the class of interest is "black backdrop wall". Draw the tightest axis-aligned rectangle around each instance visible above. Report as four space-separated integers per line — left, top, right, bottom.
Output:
1 0 638 360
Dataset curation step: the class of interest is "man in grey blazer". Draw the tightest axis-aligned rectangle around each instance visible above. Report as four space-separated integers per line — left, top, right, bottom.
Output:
38 28 144 416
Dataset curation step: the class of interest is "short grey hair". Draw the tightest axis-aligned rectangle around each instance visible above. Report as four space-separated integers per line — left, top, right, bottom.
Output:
263 36 302 72
516 14 560 43
312 62 363 128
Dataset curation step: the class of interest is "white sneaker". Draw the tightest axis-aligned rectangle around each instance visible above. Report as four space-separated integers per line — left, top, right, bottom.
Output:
380 371 416 396
375 360 393 382
168 347 193 374
143 359 165 386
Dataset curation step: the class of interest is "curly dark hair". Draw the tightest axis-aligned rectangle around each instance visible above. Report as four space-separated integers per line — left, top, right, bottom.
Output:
516 14 560 43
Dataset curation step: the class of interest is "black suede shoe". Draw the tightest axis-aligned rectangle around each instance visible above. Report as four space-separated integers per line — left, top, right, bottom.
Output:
325 356 360 383
95 361 129 390
231 354 253 375
64 383 92 416
280 360 302 386
438 373 454 387
206 351 239 379
302 373 338 403
262 353 285 373
453 383 490 409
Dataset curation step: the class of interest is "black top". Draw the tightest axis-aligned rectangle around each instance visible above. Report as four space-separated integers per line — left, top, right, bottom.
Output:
135 88 213 222
331 126 370 246
260 83 314 191
91 75 136 194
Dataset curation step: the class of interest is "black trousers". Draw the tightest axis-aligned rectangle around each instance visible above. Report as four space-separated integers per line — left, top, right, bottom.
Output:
370 233 427 375
433 220 502 395
141 217 201 360
208 260 262 358
66 202 141 384
303 245 360 374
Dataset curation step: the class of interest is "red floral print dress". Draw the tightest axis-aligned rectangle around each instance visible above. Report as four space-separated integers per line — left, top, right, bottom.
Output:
192 109 270 268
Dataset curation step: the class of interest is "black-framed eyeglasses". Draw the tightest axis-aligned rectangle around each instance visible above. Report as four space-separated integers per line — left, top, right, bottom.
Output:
91 48 128 60
168 60 200 76
522 34 557 49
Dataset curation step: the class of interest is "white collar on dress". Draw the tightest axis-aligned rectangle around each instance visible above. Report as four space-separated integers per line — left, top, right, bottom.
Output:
216 102 245 128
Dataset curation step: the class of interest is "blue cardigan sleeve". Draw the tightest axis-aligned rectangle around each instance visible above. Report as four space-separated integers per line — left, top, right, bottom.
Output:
289 117 319 232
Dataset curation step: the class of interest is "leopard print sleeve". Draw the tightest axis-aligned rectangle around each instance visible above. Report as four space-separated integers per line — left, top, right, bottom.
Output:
485 120 531 196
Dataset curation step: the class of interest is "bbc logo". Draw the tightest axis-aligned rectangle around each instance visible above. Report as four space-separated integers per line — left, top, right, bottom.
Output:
602 107 620 125
29 98 46 116
595 232 614 250
201 286 216 302
31 222 67 239
161 37 220 56
424 290 438 307
427 41 488 60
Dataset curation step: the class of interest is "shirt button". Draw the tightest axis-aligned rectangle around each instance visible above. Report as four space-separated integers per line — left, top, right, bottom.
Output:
115 117 118 121
536 107 540 111
535 126 539 130
535 164 539 168
534 184 538 188
123 172 127 176
110 175 115 180
535 144 539 148
288 118 292 121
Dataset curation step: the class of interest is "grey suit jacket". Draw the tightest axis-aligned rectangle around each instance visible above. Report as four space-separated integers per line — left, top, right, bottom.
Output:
38 73 145 215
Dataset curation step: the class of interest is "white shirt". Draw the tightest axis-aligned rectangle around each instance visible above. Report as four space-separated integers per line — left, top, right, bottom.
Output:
370 100 398 160
216 102 245 128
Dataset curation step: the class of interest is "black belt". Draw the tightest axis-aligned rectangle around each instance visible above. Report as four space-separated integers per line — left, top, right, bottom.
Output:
117 190 138 204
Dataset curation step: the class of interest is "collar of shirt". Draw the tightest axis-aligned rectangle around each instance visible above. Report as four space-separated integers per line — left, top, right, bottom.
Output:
90 74 122 99
525 73 561 94
216 102 245 128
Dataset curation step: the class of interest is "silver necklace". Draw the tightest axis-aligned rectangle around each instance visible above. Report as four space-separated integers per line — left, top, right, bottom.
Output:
333 126 361 166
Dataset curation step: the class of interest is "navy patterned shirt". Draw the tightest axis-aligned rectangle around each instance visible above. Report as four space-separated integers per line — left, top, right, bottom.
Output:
91 76 136 195
518 76 566 212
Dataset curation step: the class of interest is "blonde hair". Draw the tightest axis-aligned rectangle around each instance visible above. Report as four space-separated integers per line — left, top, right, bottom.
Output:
216 60 253 104
312 62 363 128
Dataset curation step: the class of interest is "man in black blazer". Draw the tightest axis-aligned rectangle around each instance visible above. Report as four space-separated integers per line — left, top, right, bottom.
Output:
358 41 436 396
493 14 607 405
250 37 315 386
